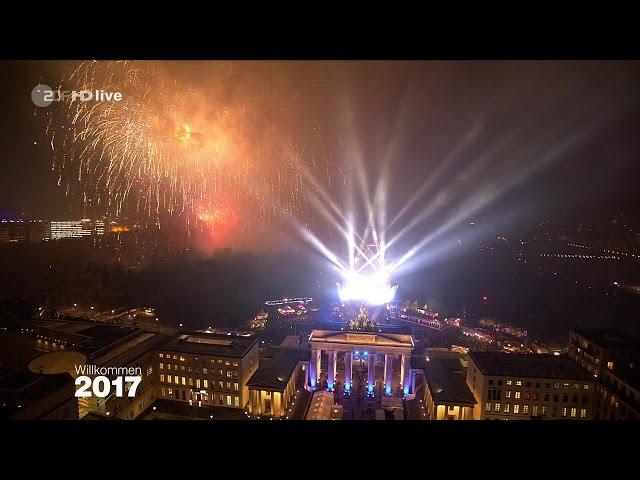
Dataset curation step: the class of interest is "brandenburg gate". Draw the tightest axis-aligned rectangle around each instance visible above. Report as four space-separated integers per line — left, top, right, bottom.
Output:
308 329 414 396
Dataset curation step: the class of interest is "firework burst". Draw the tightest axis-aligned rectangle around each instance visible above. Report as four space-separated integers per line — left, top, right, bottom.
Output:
44 60 332 246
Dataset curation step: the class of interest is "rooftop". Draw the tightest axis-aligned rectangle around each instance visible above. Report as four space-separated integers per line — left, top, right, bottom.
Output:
0 369 74 419
571 328 640 350
247 347 310 390
309 329 414 349
22 318 140 357
469 352 592 380
314 322 412 335
94 331 167 367
608 364 640 392
413 356 476 405
158 331 258 358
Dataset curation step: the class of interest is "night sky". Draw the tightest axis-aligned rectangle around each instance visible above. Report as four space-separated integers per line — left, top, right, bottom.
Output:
2 61 640 257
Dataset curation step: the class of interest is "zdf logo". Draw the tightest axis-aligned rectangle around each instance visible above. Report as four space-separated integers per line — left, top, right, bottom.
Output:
31 84 123 107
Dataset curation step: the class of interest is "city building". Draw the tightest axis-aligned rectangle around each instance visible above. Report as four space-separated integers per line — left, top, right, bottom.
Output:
246 346 310 418
595 365 640 420
0 369 78 420
155 331 259 410
569 328 640 377
16 318 164 419
49 219 105 240
568 329 640 420
0 219 48 243
467 352 595 420
82 331 165 419
412 353 476 420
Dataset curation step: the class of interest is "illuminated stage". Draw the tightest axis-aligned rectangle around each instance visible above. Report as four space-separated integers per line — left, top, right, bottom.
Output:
337 236 398 306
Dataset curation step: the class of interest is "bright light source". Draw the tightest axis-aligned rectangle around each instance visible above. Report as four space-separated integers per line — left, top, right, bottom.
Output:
337 267 397 305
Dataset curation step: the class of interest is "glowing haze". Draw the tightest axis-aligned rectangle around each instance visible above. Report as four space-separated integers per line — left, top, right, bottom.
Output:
32 60 640 273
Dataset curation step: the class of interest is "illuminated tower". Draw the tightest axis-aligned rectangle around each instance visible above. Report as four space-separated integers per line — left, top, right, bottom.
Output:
337 232 397 306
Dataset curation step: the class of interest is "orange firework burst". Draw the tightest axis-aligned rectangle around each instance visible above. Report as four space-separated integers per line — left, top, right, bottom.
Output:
195 200 239 243
42 60 339 246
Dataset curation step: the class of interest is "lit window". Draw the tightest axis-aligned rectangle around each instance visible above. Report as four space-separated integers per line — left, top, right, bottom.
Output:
174 375 179 384
494 403 501 412
204 379 209 388
180 356 185 362
583 384 589 390
542 406 548 416
159 353 164 358
203 368 208 375
160 374 165 382
219 381 224 389
226 395 232 406
580 408 587 418
504 403 510 413
159 363 164 370
233 361 239 367
562 407 567 417
505 390 512 398
607 361 614 370
532 405 538 416
234 396 240 407
506 380 512 386
514 404 520 414
570 408 577 418
225 361 230 366
168 388 173 398
173 355 177 360
234 382 239 392
523 405 529 415
227 381 231 390
196 379 201 389
181 376 186 386
516 381 522 386
485 403 491 412
188 378 193 386
161 387 166 397
515 392 521 399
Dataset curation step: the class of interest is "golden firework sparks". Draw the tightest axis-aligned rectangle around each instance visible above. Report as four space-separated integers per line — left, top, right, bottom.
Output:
42 60 339 246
